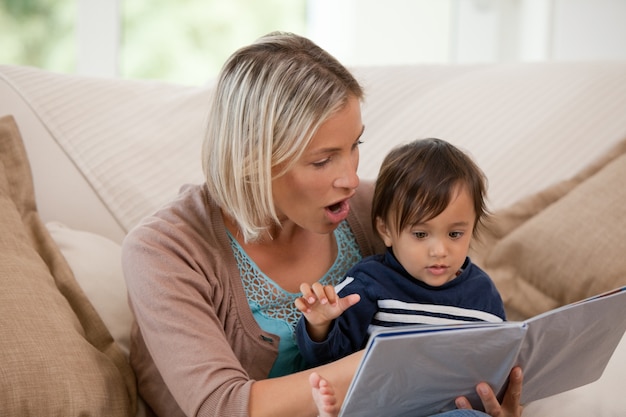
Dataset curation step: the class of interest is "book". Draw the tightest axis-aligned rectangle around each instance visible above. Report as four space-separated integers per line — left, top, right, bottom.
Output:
338 286 626 417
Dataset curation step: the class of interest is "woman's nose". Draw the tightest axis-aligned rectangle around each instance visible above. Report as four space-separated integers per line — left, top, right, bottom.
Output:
334 155 360 190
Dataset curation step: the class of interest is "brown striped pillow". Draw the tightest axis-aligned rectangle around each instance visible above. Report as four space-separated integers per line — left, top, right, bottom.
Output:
471 136 626 320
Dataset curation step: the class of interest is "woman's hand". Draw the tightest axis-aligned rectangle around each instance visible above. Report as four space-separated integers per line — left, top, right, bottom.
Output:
455 367 524 417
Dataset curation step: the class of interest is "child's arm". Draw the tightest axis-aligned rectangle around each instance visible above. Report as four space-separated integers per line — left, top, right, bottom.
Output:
295 282 361 341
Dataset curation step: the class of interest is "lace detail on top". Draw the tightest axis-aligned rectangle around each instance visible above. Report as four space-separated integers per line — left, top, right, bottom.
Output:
229 221 362 333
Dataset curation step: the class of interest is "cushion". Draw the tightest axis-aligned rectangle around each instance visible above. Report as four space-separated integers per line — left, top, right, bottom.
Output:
471 136 626 320
46 221 132 357
0 115 136 416
0 65 207 233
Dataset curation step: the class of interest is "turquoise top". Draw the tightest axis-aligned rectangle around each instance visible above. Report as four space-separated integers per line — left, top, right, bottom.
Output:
227 221 361 377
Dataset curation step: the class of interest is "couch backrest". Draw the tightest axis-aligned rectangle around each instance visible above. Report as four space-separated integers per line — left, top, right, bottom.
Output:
2 62 626 243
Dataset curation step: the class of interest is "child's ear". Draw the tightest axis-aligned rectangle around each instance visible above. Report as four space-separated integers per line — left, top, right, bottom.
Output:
375 217 394 247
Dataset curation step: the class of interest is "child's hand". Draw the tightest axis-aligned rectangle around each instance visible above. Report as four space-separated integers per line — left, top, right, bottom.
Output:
295 282 360 341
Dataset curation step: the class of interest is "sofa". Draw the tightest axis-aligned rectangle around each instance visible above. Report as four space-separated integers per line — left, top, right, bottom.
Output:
1 61 625 417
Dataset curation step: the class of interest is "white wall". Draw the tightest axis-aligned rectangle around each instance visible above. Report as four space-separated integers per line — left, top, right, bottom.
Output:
552 0 626 61
77 0 119 77
306 0 626 67
307 0 453 65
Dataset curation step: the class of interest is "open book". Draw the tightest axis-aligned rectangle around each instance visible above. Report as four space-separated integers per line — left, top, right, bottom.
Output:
338 286 626 417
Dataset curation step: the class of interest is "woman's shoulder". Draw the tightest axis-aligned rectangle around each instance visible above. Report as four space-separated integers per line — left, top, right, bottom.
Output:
121 183 237 294
123 183 227 254
135 182 214 225
352 179 374 208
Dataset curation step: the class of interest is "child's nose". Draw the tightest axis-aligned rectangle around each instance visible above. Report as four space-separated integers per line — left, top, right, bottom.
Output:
429 239 447 258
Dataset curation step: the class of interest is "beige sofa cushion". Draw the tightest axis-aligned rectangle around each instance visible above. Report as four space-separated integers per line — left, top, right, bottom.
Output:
472 136 626 320
46 221 133 358
0 115 136 416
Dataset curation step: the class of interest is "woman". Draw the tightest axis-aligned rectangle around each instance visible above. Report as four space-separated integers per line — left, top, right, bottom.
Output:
122 31 523 417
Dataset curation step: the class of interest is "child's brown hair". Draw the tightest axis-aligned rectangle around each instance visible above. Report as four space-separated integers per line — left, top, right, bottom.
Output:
371 138 489 237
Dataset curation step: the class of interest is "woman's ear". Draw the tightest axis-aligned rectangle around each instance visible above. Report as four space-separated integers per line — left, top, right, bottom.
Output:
375 216 394 248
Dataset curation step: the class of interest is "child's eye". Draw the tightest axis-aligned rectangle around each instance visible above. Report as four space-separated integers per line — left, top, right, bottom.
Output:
449 231 464 239
412 231 427 239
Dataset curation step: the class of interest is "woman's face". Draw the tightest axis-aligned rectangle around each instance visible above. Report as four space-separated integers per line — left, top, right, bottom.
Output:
272 96 364 235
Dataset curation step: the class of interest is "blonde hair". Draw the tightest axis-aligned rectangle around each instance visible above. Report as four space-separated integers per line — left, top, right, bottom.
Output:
202 32 363 242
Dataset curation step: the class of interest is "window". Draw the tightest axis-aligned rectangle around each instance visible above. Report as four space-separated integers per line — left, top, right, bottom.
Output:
0 0 306 85
2 0 625 84
0 0 76 74
121 0 306 84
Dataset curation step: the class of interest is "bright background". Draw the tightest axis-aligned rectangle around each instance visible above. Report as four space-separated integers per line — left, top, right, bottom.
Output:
1 0 625 86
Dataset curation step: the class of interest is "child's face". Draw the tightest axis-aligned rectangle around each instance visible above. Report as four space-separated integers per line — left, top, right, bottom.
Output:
376 185 475 287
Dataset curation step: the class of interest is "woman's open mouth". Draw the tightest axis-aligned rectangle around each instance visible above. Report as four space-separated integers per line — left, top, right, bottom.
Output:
325 199 350 223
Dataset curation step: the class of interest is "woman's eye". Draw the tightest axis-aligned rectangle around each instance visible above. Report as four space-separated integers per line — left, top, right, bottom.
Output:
352 139 364 150
312 158 331 168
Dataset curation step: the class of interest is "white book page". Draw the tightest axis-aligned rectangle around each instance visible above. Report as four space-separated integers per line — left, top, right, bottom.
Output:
340 324 526 417
518 287 626 403
340 287 626 417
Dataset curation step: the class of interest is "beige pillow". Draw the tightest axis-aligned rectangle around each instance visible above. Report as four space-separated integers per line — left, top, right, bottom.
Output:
0 115 136 416
46 221 133 358
472 137 626 320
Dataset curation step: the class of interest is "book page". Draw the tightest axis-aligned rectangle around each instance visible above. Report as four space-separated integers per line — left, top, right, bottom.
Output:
340 287 626 417
340 324 526 417
517 286 626 403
